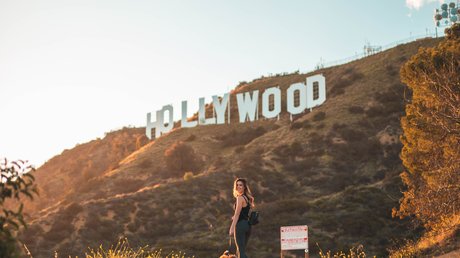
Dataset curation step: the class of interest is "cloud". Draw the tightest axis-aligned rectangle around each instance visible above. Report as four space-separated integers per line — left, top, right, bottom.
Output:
405 0 443 10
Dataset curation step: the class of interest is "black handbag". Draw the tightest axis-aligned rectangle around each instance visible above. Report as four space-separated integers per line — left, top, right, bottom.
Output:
248 210 259 225
242 195 259 225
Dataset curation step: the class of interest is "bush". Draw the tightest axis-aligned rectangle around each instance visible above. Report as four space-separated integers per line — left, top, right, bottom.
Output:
114 178 144 193
316 123 325 129
80 237 193 258
348 106 364 114
290 120 311 130
331 123 347 131
385 64 397 76
234 146 245 153
64 202 83 216
313 111 326 121
0 159 38 258
365 106 386 117
329 68 364 97
185 134 196 142
329 86 346 96
284 158 319 172
318 243 369 258
139 158 152 169
290 121 303 130
338 128 366 142
183 172 194 181
164 141 203 176
217 126 267 147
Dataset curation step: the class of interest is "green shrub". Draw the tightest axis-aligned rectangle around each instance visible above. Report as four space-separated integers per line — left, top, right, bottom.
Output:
0 159 38 258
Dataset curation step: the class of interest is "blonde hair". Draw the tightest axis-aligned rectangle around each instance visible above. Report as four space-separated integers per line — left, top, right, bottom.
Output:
233 178 255 208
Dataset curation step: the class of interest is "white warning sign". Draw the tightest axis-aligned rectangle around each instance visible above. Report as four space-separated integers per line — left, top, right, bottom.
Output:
280 225 308 251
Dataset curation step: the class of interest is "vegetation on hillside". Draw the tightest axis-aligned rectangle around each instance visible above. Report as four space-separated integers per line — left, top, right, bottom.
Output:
392 24 460 256
164 141 203 176
10 127 149 221
0 159 38 258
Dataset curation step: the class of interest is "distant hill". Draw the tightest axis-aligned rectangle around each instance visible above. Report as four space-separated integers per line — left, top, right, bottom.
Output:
17 37 450 258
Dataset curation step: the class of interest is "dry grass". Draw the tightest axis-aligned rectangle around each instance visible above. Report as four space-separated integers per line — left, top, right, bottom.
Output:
390 215 460 257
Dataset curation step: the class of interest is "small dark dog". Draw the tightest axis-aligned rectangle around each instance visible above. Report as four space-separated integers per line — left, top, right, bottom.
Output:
219 250 237 258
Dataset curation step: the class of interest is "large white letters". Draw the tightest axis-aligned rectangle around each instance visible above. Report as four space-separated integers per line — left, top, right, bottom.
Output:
146 105 174 140
199 97 216 125
236 90 259 123
262 87 281 119
181 100 197 128
212 94 229 125
287 82 307 115
306 74 326 111
146 74 327 139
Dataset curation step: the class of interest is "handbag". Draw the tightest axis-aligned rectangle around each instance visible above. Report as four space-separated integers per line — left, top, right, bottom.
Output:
242 194 259 226
248 210 259 225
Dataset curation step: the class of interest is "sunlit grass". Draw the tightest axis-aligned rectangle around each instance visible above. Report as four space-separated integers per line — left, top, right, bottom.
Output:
84 237 194 258
317 243 375 258
25 237 194 258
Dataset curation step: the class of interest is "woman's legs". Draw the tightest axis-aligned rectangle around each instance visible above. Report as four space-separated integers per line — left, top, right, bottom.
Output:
245 225 251 247
234 220 250 258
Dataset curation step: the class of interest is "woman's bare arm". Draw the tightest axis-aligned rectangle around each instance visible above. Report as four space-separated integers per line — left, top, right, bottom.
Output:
229 196 243 235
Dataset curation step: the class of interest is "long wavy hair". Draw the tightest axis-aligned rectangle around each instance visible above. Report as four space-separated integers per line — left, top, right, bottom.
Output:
233 178 255 208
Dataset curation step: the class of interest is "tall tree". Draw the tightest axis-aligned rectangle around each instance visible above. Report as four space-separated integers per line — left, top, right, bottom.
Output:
394 24 460 230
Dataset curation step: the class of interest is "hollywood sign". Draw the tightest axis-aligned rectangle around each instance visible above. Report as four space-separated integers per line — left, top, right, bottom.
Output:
146 74 326 139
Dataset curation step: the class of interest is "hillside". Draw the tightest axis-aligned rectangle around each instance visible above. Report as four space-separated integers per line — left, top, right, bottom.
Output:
4 127 149 221
16 37 451 258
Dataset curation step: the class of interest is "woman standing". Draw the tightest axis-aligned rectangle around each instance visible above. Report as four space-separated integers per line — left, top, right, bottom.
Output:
229 178 255 258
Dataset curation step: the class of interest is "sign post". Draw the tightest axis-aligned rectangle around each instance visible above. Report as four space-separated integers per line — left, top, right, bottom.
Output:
280 225 309 258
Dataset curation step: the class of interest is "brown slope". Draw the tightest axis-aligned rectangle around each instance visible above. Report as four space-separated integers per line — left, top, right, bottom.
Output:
7 127 149 221
18 37 446 258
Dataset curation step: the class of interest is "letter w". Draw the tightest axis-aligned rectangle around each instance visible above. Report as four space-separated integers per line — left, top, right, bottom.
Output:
236 90 259 123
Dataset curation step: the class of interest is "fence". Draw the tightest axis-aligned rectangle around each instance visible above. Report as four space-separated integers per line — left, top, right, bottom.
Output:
239 32 442 89
307 32 439 72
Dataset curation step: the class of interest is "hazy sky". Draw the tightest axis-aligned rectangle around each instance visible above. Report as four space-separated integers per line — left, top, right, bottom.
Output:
0 0 449 166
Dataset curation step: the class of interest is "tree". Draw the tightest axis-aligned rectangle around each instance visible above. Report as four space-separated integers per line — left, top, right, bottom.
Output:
393 24 460 230
0 159 38 258
164 141 202 176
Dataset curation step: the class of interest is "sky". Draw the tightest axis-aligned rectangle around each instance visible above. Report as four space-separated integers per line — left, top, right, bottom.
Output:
0 0 452 167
